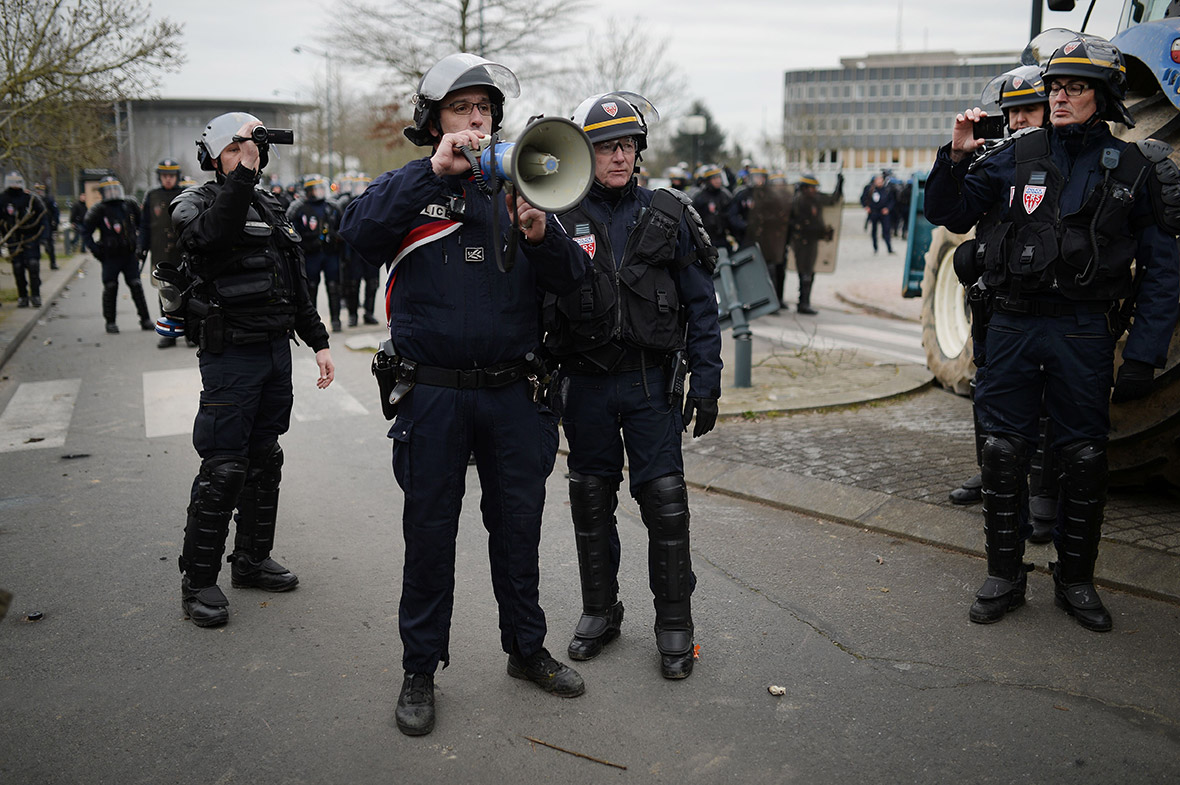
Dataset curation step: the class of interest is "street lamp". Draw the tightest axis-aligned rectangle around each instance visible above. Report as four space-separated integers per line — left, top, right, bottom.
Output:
293 44 335 183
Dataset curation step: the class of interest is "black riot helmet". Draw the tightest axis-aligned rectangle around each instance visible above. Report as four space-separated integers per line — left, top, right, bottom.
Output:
570 91 659 155
981 66 1049 127
1025 29 1134 127
404 53 520 147
157 158 181 183
97 175 124 202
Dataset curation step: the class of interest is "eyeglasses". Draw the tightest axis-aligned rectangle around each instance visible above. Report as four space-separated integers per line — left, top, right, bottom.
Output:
1048 82 1092 97
594 138 637 156
442 100 493 116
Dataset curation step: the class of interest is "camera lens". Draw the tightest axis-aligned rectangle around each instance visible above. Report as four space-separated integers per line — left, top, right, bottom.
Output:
251 126 269 144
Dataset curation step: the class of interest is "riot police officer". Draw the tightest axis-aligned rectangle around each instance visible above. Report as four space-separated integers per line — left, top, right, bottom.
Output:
691 163 732 250
168 112 335 629
334 172 379 327
925 34 1180 632
949 66 1056 544
727 165 767 248
338 53 588 736
287 173 343 331
84 176 153 334
139 158 186 348
787 172 843 316
0 171 46 307
547 92 723 680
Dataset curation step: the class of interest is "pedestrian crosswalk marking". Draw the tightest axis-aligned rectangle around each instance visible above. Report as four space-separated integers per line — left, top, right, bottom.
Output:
143 362 370 438
0 379 81 452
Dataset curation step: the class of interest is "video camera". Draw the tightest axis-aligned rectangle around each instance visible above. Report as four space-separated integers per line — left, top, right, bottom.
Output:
233 126 295 147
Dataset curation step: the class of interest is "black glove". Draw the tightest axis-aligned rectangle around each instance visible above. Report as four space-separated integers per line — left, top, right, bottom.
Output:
1111 358 1155 404
682 396 718 438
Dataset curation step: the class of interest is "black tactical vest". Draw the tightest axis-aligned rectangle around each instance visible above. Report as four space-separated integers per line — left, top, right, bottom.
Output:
977 130 1142 301
546 190 689 358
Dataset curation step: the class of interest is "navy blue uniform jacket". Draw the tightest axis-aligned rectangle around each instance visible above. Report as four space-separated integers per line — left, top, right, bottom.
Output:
338 157 588 369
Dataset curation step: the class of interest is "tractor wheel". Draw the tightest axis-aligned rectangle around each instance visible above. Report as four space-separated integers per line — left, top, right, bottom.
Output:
920 226 976 396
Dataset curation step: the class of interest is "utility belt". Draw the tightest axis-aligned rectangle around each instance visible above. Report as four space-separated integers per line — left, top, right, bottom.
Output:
993 297 1114 318
561 344 688 408
197 307 289 354
371 341 548 420
561 344 669 375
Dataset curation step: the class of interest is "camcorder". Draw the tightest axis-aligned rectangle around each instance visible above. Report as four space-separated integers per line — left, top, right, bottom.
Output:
234 126 295 147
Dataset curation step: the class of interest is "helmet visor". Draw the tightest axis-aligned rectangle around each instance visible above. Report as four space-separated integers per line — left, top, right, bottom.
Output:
416 53 520 102
201 112 262 161
981 65 1045 108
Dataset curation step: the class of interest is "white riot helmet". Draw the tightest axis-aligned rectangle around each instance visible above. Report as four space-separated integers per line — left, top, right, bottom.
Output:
404 53 520 147
4 171 25 190
196 111 270 172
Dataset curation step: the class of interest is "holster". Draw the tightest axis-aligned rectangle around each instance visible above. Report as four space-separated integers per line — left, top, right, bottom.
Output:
199 308 225 354
371 339 415 420
966 283 991 367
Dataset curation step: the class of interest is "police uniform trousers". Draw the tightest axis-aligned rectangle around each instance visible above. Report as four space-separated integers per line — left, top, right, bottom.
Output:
561 365 697 600
975 308 1115 540
869 213 893 253
99 251 140 290
389 380 558 674
304 250 340 290
10 245 41 299
193 336 293 462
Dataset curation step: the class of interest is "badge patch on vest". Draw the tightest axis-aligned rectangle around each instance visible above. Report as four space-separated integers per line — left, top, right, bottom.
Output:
574 234 596 259
465 247 484 262
1022 185 1047 214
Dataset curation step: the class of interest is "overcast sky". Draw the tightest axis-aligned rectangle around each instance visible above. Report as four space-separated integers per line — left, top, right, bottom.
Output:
149 0 1122 152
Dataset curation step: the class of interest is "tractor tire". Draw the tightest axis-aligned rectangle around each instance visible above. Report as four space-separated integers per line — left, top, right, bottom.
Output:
1108 328 1180 487
920 226 976 396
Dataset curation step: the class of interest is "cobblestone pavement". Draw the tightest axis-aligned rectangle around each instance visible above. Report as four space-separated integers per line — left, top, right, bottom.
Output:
689 386 1180 557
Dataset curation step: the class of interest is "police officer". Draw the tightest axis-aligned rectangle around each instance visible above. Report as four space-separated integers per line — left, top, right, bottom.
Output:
338 53 588 736
666 164 690 191
287 173 343 332
0 171 46 307
949 66 1056 539
862 173 894 254
33 183 59 270
84 176 153 334
334 172 379 327
727 165 767 248
925 34 1180 632
787 172 844 316
691 163 732 250
139 158 186 348
547 92 723 680
169 112 335 629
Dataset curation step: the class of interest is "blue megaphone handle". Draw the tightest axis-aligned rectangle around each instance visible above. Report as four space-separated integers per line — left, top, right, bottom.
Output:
480 142 512 185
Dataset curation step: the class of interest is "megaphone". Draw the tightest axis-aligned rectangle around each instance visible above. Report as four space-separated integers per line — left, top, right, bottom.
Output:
477 116 594 214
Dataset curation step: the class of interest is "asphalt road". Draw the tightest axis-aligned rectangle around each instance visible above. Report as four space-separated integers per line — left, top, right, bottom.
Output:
2 259 1179 784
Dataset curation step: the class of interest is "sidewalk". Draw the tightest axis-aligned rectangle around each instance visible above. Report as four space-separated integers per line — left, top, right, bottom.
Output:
0 250 89 370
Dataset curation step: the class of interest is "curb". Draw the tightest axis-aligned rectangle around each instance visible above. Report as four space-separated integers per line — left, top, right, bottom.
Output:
680 449 1180 606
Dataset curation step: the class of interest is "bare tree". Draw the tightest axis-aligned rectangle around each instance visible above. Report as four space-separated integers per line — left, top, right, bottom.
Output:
548 18 688 122
0 0 183 178
326 0 584 97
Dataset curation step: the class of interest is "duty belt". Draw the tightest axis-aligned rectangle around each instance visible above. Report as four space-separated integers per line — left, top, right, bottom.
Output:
413 359 530 389
564 346 669 375
225 328 290 345
994 297 1114 318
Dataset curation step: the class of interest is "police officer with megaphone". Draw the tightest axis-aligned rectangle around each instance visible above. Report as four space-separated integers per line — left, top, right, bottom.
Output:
338 52 591 737
544 92 723 681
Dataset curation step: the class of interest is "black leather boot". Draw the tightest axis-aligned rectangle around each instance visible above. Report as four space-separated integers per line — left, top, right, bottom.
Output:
949 472 983 505
395 672 436 736
507 648 585 697
181 577 229 627
102 281 118 334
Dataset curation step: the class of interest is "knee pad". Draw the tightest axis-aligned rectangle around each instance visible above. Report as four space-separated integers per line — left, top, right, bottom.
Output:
639 474 688 537
1058 440 1106 487
195 455 248 512
981 434 1030 492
